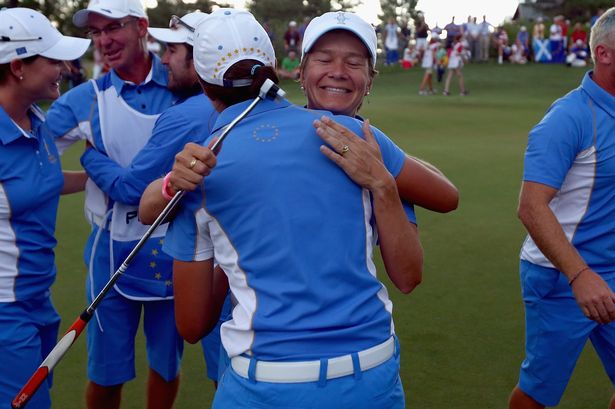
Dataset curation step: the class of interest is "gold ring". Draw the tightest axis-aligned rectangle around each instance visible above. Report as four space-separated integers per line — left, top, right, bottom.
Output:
189 158 198 169
340 145 350 155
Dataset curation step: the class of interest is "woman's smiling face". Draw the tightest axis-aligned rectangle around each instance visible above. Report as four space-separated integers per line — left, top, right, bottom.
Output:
302 30 373 117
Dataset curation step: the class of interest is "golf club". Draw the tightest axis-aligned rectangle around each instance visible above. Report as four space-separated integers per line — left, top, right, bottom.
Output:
11 78 285 409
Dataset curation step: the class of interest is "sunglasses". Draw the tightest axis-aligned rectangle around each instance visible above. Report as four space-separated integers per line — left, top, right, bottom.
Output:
0 35 42 42
86 18 138 39
169 15 195 33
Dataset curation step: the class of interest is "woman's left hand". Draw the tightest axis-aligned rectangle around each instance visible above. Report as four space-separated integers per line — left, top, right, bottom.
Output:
313 116 394 192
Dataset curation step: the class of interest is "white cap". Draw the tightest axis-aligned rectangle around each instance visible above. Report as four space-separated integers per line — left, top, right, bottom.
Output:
193 8 275 87
148 12 208 46
302 11 377 68
0 8 90 64
73 0 147 28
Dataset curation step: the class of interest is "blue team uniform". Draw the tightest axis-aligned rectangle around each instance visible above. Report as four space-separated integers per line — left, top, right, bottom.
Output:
80 90 227 380
0 106 63 409
164 97 410 408
519 71 615 406
45 55 186 385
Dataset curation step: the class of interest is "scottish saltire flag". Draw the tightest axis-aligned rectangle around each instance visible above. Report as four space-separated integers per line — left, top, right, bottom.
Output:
533 38 551 62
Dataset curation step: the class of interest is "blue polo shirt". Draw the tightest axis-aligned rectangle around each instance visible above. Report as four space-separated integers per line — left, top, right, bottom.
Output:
521 71 615 277
164 98 408 361
46 54 175 157
78 93 217 205
44 55 181 300
0 106 63 302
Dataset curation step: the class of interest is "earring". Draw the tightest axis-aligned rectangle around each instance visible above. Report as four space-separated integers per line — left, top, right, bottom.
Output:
19 76 23 81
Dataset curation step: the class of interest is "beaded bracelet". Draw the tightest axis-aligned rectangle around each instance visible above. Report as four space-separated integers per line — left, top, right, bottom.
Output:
161 172 175 201
568 266 590 286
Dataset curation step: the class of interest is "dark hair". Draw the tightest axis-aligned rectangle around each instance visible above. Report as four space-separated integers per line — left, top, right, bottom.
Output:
200 59 279 107
0 55 39 85
184 44 193 62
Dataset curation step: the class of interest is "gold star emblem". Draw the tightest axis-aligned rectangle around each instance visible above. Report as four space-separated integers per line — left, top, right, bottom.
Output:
159 239 164 245
165 280 172 286
155 273 162 280
149 262 156 268
152 249 158 256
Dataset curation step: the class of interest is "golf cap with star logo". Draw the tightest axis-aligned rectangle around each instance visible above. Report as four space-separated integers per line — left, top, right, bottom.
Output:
193 8 275 88
301 11 377 68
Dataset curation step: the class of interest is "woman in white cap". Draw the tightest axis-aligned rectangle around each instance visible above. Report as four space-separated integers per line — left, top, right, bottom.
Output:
0 7 89 408
159 7 418 409
300 11 458 212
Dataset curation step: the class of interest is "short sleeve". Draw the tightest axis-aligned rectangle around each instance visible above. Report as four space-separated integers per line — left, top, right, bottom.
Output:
163 190 214 262
523 98 588 189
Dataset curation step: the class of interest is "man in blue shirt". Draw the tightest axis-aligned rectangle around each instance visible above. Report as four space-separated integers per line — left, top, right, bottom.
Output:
509 8 615 409
148 11 230 386
45 0 184 407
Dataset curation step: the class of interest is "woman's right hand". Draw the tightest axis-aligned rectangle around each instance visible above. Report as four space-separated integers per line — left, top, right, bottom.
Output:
169 142 218 193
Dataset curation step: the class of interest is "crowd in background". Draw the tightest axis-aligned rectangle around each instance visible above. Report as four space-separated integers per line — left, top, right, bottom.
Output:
70 9 601 90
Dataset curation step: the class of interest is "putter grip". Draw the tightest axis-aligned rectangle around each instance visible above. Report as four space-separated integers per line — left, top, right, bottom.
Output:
11 367 49 409
11 314 90 408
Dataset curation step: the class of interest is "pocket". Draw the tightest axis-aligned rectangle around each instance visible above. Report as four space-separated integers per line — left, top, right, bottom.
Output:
520 261 560 301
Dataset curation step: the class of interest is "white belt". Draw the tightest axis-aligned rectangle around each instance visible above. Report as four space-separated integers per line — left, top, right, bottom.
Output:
231 336 395 383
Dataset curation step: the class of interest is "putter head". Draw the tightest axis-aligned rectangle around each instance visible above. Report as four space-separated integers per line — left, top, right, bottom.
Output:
259 78 286 101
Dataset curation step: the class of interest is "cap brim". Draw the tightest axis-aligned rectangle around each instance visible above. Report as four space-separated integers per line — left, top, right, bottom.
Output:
148 27 189 44
39 36 91 61
303 26 376 66
73 7 130 27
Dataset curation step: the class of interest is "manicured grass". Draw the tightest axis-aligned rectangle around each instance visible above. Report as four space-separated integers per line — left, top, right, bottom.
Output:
50 63 611 408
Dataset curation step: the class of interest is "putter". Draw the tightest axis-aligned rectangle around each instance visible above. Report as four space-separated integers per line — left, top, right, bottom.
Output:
11 78 286 409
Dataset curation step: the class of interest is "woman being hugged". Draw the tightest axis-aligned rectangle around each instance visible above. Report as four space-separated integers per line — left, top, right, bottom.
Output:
0 8 89 408
161 8 420 409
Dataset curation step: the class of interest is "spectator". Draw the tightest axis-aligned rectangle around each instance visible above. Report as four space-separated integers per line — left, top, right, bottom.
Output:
263 19 275 43
550 16 566 63
435 41 447 82
443 34 467 96
444 16 461 49
419 37 439 95
479 15 492 62
66 58 86 88
466 16 480 62
414 14 429 59
277 49 300 79
565 39 588 67
515 26 529 61
570 22 587 47
298 16 310 39
399 20 412 59
495 26 509 64
383 16 400 66
284 20 301 52
590 8 604 26
532 17 545 40
401 41 416 69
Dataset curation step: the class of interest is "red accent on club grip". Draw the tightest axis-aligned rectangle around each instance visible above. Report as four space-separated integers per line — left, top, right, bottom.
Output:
65 316 87 338
11 367 49 409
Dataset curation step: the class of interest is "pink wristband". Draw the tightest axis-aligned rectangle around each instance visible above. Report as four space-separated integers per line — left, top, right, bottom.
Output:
161 172 175 201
